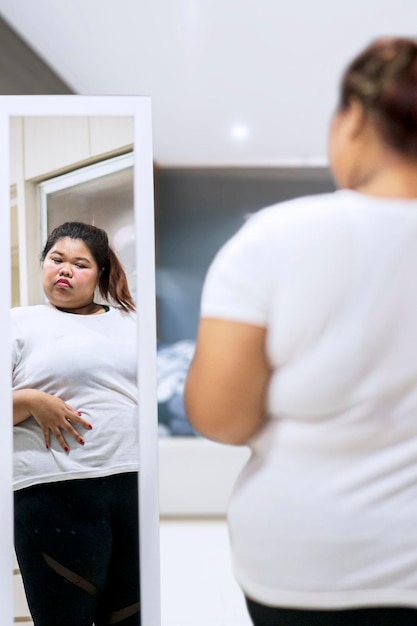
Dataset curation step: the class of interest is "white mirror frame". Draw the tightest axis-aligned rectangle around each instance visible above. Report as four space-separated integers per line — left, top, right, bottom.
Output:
0 95 160 626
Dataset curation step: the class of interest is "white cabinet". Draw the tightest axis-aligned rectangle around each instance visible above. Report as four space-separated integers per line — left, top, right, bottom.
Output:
89 116 133 157
23 116 90 179
9 117 22 187
22 115 133 180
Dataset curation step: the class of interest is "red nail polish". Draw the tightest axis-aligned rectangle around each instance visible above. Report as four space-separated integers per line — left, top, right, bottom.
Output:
79 438 85 445
77 411 82 416
88 424 93 430
46 444 49 450
64 446 69 453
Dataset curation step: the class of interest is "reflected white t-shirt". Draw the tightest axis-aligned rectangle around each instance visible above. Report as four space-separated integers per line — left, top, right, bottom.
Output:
201 190 417 609
12 304 139 491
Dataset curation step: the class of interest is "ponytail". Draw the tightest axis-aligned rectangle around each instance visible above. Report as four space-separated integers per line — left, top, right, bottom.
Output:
99 246 136 312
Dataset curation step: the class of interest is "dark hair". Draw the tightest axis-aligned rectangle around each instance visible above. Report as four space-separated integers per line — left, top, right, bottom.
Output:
338 37 417 155
41 221 136 312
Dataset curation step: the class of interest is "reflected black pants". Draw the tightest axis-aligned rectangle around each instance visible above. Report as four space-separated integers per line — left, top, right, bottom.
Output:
246 597 417 626
14 473 140 626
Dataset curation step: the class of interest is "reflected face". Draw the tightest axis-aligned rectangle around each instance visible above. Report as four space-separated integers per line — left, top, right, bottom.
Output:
42 237 99 310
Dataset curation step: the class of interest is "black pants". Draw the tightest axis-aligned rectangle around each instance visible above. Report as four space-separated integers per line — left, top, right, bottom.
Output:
14 473 140 626
246 597 417 626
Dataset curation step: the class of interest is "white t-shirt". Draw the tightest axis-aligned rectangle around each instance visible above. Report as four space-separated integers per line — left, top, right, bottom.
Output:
12 303 139 491
201 190 417 609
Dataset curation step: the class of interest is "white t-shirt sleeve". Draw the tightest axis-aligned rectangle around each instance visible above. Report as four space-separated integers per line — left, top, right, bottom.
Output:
201 214 274 326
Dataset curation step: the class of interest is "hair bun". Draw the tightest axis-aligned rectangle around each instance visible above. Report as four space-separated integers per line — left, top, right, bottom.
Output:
340 37 417 156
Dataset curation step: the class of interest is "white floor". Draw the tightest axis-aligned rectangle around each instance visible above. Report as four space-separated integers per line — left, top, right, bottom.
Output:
160 518 251 626
14 518 251 626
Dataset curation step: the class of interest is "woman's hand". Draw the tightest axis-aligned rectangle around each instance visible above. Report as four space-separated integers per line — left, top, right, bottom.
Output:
13 389 93 452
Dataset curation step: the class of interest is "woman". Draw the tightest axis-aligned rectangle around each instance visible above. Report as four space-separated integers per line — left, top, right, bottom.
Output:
185 37 417 625
13 221 140 626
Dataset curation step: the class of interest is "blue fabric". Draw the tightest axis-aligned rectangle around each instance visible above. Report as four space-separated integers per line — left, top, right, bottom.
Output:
157 340 197 436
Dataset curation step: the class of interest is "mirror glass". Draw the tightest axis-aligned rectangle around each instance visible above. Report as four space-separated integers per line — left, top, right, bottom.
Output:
4 100 159 626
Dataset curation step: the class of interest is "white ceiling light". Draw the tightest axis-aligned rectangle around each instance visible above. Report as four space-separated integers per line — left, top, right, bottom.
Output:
230 123 250 141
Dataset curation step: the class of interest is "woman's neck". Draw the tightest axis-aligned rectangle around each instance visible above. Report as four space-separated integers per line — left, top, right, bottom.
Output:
353 151 417 199
54 301 107 315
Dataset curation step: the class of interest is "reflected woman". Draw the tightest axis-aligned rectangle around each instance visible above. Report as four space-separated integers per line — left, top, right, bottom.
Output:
186 38 417 625
12 222 140 626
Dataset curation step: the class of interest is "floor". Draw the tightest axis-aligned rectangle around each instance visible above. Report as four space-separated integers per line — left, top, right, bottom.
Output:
14 518 252 626
160 518 251 626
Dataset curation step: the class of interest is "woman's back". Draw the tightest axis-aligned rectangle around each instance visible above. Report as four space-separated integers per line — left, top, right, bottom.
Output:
216 189 417 607
185 36 417 624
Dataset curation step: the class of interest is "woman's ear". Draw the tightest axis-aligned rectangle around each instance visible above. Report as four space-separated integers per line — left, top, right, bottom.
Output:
344 98 367 140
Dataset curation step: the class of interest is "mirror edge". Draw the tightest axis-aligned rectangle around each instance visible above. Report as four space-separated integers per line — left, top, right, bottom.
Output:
0 96 15 626
133 97 162 626
1 95 161 626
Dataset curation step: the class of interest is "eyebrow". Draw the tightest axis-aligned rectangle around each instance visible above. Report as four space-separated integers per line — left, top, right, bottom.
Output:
50 250 92 263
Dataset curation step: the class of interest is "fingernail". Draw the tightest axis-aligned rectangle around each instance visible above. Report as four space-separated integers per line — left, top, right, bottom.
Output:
46 444 49 450
64 446 69 453
79 438 85 445
88 424 93 430
77 411 82 416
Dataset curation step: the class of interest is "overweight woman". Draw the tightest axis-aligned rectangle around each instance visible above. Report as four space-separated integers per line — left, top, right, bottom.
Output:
13 222 140 626
185 37 417 626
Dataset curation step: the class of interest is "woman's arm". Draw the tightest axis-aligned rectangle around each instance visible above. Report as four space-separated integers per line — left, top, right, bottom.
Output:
184 318 271 445
13 389 46 425
13 389 93 451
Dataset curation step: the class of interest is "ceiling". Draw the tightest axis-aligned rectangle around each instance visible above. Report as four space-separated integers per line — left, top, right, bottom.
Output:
0 0 416 167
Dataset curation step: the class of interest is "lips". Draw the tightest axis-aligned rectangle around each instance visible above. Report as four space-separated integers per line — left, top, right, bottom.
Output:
56 279 71 287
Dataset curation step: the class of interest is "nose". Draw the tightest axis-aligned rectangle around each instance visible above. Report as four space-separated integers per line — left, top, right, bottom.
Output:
59 264 72 277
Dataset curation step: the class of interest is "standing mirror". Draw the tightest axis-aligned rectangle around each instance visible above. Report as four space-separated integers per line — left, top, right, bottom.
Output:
0 96 160 626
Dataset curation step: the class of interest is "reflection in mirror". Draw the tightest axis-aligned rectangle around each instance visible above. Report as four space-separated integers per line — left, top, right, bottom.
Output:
7 106 159 626
38 153 135 301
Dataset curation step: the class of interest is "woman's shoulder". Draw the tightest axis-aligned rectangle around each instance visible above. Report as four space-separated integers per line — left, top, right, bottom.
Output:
10 305 56 342
240 190 363 244
11 304 51 320
108 306 137 322
248 191 345 226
